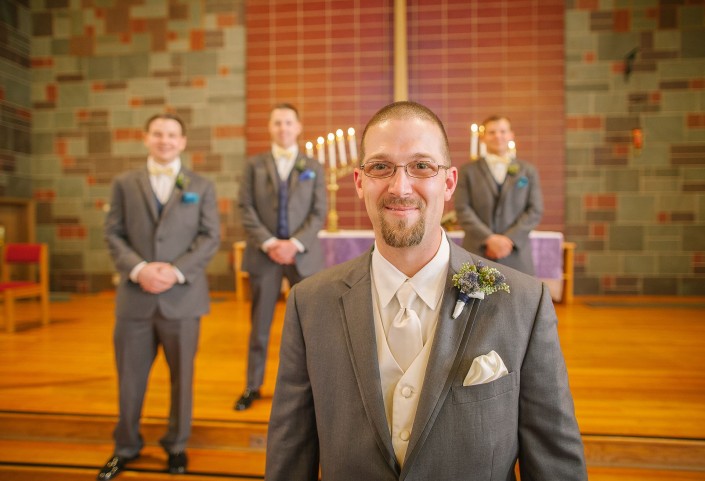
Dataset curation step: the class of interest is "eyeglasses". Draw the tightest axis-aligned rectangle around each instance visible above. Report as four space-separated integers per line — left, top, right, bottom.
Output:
360 160 449 179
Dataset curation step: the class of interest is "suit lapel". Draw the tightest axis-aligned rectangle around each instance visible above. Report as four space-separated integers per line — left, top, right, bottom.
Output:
340 252 400 475
401 244 483 477
497 161 520 206
264 153 280 195
137 169 159 222
160 169 186 219
478 158 500 198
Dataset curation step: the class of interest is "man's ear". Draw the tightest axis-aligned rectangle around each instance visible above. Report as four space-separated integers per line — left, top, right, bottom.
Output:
354 168 364 199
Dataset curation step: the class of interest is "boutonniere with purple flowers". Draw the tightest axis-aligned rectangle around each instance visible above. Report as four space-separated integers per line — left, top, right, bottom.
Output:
295 157 316 180
176 172 199 204
451 261 510 319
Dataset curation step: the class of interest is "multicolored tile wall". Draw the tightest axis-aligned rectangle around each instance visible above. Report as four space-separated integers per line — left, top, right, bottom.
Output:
565 0 705 295
27 0 247 292
0 0 31 198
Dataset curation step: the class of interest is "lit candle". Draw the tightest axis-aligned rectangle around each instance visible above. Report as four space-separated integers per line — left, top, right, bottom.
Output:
479 125 487 158
316 137 325 164
508 140 516 159
347 127 358 162
335 129 347 166
470 123 479 160
327 132 336 169
305 141 314 159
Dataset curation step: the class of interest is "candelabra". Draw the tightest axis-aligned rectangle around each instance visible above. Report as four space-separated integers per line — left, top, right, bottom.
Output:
306 127 358 232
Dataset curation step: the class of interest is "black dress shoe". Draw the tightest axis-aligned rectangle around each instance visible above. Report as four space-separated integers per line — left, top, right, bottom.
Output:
96 454 138 481
234 388 260 411
168 451 188 474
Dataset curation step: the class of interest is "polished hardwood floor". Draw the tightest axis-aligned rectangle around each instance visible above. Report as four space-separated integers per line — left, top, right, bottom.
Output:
0 292 704 479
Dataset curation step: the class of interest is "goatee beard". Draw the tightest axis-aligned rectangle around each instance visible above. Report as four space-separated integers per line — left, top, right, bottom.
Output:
379 198 425 248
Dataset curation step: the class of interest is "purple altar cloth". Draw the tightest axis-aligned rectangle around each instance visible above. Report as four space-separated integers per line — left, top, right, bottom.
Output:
318 230 563 280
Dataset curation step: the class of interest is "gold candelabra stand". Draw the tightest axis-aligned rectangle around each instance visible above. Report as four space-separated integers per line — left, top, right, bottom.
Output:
326 163 355 232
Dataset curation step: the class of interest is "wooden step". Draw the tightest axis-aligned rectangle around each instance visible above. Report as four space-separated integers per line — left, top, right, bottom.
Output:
0 439 265 478
0 465 261 481
0 411 268 450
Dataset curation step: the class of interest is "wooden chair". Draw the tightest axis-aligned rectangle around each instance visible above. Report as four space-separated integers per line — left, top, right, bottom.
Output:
0 243 50 333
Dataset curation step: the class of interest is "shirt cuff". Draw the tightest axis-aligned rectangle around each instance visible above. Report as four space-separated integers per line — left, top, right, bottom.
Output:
171 265 186 284
290 237 305 253
262 237 277 252
129 261 147 283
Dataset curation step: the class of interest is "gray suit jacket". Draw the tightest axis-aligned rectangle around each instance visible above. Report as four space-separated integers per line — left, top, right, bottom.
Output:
239 152 326 277
455 158 543 275
266 241 586 481
105 167 220 319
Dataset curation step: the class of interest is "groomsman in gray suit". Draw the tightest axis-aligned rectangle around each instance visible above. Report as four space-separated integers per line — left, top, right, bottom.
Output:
455 116 543 275
235 103 326 411
266 102 586 480
101 113 220 480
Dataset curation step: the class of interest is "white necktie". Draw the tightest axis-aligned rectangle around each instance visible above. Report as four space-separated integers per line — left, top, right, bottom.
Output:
388 282 423 372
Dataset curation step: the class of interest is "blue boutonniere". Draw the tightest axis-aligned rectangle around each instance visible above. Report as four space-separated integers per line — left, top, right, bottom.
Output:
516 175 529 188
451 261 510 319
295 158 316 180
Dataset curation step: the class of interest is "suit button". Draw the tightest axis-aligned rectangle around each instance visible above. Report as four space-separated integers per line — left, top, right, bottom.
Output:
401 386 412 398
400 430 410 441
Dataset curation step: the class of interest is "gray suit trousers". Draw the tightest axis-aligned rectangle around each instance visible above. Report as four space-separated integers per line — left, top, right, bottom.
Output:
113 310 200 456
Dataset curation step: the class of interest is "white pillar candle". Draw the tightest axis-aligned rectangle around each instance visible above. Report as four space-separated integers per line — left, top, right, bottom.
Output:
316 137 325 164
347 127 358 162
305 141 314 159
327 132 336 169
508 140 516 159
470 123 479 160
335 129 347 166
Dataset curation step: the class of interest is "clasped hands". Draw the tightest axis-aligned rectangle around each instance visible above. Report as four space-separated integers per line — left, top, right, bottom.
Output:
267 239 298 266
484 234 514 260
138 262 178 294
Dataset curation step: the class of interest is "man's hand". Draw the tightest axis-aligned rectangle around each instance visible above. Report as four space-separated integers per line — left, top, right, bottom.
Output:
267 239 298 265
484 234 514 260
137 262 178 294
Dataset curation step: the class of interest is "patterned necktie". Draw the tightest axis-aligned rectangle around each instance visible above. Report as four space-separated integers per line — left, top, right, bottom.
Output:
388 282 423 372
277 178 289 239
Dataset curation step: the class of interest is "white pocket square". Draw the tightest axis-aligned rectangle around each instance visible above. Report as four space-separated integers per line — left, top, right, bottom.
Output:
463 350 509 386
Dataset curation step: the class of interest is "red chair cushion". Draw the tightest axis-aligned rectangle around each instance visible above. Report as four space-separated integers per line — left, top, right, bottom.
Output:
0 281 37 291
5 244 42 263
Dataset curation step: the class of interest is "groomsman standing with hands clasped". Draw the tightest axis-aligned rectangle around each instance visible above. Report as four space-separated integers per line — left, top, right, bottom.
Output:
235 103 326 411
265 101 586 480
101 113 220 480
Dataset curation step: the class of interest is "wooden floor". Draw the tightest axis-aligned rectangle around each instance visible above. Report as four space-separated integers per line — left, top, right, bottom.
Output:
0 292 704 479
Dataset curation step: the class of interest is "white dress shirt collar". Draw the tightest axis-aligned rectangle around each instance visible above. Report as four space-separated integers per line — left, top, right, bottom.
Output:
272 144 298 180
372 230 450 312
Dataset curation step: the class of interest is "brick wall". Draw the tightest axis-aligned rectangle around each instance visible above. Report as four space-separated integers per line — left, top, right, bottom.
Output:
565 1 705 295
246 0 566 232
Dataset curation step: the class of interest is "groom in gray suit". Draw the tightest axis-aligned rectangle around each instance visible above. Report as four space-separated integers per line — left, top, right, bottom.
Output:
101 113 220 480
455 116 543 275
235 103 326 411
266 102 586 480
